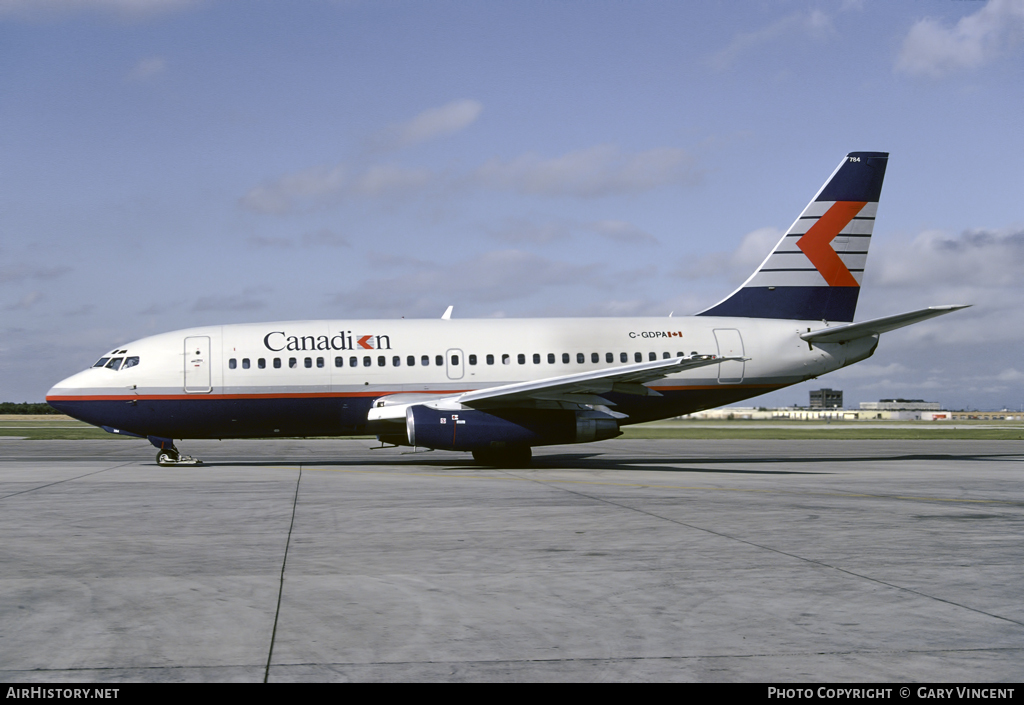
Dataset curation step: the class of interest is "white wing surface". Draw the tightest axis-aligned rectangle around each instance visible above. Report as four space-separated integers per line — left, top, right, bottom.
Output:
367 355 738 421
800 305 970 344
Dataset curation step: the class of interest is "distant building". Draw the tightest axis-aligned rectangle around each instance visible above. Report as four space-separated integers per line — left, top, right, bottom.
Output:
809 388 843 409
860 399 941 411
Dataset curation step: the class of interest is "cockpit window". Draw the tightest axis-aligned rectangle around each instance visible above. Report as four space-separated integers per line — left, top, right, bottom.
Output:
122 356 140 370
105 357 124 370
93 357 111 368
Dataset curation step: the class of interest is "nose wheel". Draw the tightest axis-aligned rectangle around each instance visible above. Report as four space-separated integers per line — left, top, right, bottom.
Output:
155 447 203 467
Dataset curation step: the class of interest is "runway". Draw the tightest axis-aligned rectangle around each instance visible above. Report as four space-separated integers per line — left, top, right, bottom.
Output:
2 438 1023 682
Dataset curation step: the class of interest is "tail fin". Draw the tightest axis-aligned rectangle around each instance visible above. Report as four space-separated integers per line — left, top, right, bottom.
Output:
697 151 888 322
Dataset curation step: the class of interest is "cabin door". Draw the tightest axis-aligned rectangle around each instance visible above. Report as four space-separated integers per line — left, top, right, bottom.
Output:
713 329 745 384
184 336 212 393
445 348 464 380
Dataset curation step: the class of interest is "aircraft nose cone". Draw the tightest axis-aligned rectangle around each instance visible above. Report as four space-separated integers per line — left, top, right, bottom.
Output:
45 369 91 417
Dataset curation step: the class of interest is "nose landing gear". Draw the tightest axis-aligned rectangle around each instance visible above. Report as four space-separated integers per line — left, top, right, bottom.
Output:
150 436 203 467
155 448 202 466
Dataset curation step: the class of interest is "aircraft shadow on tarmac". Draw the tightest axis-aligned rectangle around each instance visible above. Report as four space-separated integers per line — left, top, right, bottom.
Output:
191 450 1024 475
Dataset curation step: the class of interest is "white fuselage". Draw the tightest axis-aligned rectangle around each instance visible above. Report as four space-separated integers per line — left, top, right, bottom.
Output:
47 315 877 442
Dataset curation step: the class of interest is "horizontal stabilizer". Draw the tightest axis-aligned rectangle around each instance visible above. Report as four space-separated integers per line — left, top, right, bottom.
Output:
800 305 970 344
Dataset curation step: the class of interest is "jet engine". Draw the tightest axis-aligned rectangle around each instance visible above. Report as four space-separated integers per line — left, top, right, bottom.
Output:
404 406 620 452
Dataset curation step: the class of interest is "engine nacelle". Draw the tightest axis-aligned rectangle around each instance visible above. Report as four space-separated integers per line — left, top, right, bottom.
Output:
406 406 620 451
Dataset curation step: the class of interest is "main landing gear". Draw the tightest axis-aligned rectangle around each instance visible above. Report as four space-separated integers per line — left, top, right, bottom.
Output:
149 437 202 467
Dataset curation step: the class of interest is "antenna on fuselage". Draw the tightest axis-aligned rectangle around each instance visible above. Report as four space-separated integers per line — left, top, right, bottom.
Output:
441 305 453 320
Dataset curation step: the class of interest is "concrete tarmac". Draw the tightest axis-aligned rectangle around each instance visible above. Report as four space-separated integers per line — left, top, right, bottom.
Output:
1 438 1022 683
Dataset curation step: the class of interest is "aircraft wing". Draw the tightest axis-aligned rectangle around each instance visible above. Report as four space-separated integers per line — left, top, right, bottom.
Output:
800 305 970 344
367 354 738 421
457 354 735 407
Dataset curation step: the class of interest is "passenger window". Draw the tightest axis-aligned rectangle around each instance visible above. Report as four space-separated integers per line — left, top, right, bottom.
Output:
274 358 281 369
335 357 343 368
451 354 459 366
435 355 443 366
533 353 540 364
634 352 642 363
363 356 371 367
562 353 570 364
576 353 584 364
486 354 494 365
393 356 400 366
649 352 657 361
290 358 297 368
591 353 599 363
469 354 477 365
605 352 613 363
502 354 510 365
620 352 628 363
377 356 386 367
304 357 312 368
408 356 416 366
517 354 525 365
258 358 266 369
229 358 237 370
350 357 358 367
317 357 324 368
677 352 685 358
421 355 430 366
93 358 110 368
547 353 555 364
242 358 250 369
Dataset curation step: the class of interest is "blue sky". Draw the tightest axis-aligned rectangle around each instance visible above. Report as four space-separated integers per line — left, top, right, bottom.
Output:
2 0 1022 410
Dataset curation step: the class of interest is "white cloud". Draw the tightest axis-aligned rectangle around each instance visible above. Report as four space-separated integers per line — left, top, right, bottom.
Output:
487 217 657 246
5 291 44 311
487 218 574 245
352 164 433 197
330 250 604 317
587 220 659 245
191 287 271 313
710 10 834 71
248 228 350 249
0 0 200 19
896 0 1024 77
127 56 166 81
243 143 698 214
0 264 72 284
871 227 1024 288
475 144 699 198
239 163 434 214
675 227 782 281
996 368 1024 382
369 99 482 153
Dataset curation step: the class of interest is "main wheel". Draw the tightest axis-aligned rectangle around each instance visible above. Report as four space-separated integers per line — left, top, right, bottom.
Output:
472 446 532 468
156 449 179 466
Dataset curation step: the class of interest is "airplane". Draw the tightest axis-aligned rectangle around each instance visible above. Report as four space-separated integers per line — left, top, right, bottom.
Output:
46 151 967 467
